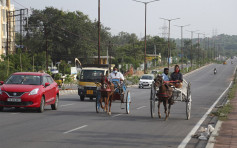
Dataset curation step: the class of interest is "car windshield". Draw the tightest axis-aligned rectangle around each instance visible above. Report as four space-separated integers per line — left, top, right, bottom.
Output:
141 75 153 80
5 75 41 85
80 70 104 82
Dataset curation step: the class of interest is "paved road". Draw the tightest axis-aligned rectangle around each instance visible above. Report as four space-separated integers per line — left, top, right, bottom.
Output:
0 60 236 148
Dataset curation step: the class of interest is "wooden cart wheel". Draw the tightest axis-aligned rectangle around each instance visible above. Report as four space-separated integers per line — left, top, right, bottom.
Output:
96 91 101 113
186 82 191 120
150 82 156 118
126 91 131 114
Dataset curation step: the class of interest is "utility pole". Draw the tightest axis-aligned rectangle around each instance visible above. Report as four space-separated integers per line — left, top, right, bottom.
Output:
154 44 157 67
20 9 23 49
6 10 9 55
45 26 48 71
160 17 180 69
187 30 199 68
196 32 201 66
98 0 101 65
133 0 159 74
33 56 34 72
174 24 190 70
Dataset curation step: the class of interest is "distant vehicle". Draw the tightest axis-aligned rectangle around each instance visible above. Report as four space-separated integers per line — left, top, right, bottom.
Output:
214 68 217 75
150 70 159 76
139 74 154 88
77 64 110 101
0 72 59 112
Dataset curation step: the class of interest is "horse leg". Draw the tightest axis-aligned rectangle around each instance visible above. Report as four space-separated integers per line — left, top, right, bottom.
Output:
163 99 168 121
105 96 109 114
100 97 105 110
168 101 171 117
108 95 112 115
158 100 161 118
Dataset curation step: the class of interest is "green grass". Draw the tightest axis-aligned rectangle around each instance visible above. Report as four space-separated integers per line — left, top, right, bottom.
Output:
211 73 237 120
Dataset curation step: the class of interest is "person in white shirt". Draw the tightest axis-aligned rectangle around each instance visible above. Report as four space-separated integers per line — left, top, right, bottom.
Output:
108 67 124 82
108 67 126 103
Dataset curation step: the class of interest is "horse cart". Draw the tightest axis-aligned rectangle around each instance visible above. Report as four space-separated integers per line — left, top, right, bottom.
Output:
96 78 131 114
150 78 191 120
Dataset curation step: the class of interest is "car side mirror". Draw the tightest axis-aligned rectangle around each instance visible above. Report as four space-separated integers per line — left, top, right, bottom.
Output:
45 82 50 87
76 76 79 80
0 81 4 85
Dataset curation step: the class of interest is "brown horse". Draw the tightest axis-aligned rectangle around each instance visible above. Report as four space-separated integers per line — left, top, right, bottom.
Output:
154 75 174 120
100 75 114 115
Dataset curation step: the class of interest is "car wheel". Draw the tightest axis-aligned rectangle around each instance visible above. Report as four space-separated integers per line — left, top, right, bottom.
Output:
51 95 59 110
80 95 85 101
0 106 4 111
90 97 93 101
38 96 45 113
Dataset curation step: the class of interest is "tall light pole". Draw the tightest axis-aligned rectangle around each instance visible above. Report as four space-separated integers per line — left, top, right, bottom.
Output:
160 17 180 69
186 30 199 68
98 0 101 64
196 32 201 66
174 24 190 70
133 0 159 74
200 33 206 64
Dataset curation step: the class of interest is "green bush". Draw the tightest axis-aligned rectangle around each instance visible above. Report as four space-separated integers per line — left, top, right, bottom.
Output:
64 74 72 83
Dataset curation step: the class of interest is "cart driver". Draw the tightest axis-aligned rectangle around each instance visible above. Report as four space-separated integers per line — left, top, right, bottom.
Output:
108 67 125 82
108 66 126 94
170 65 183 88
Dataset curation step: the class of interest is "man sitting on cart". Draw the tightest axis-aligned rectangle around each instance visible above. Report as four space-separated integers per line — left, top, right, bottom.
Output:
108 67 124 81
162 68 170 81
108 67 125 89
170 65 183 88
108 66 126 102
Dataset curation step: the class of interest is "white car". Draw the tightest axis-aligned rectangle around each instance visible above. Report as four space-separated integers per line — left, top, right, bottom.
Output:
139 74 154 88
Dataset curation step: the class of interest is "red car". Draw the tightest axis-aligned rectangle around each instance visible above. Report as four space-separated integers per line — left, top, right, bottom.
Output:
0 72 59 112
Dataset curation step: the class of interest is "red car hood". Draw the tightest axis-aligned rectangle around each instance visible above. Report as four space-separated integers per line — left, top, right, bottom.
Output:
1 84 40 92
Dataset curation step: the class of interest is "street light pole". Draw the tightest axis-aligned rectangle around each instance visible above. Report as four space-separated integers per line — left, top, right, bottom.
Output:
187 30 199 68
133 0 159 74
196 32 201 66
174 24 190 70
160 17 180 69
98 0 101 65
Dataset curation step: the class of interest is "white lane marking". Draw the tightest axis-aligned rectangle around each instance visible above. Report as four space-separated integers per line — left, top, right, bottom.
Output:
61 103 74 107
112 114 122 118
233 65 237 75
136 106 146 110
178 81 233 148
64 125 88 134
11 113 20 114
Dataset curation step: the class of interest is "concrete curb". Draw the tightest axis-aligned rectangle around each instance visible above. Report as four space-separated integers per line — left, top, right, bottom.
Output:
59 90 77 96
59 84 138 96
205 121 223 148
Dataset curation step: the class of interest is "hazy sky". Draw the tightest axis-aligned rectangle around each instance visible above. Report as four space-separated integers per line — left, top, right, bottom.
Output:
11 0 237 39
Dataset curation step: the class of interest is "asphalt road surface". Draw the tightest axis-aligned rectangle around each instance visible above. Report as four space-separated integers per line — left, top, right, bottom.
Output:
0 59 236 148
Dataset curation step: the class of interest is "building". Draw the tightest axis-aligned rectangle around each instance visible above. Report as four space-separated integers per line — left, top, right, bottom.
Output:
0 0 15 57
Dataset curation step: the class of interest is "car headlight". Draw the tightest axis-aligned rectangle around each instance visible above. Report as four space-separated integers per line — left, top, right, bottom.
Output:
29 88 39 95
0 88 2 95
78 85 84 89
